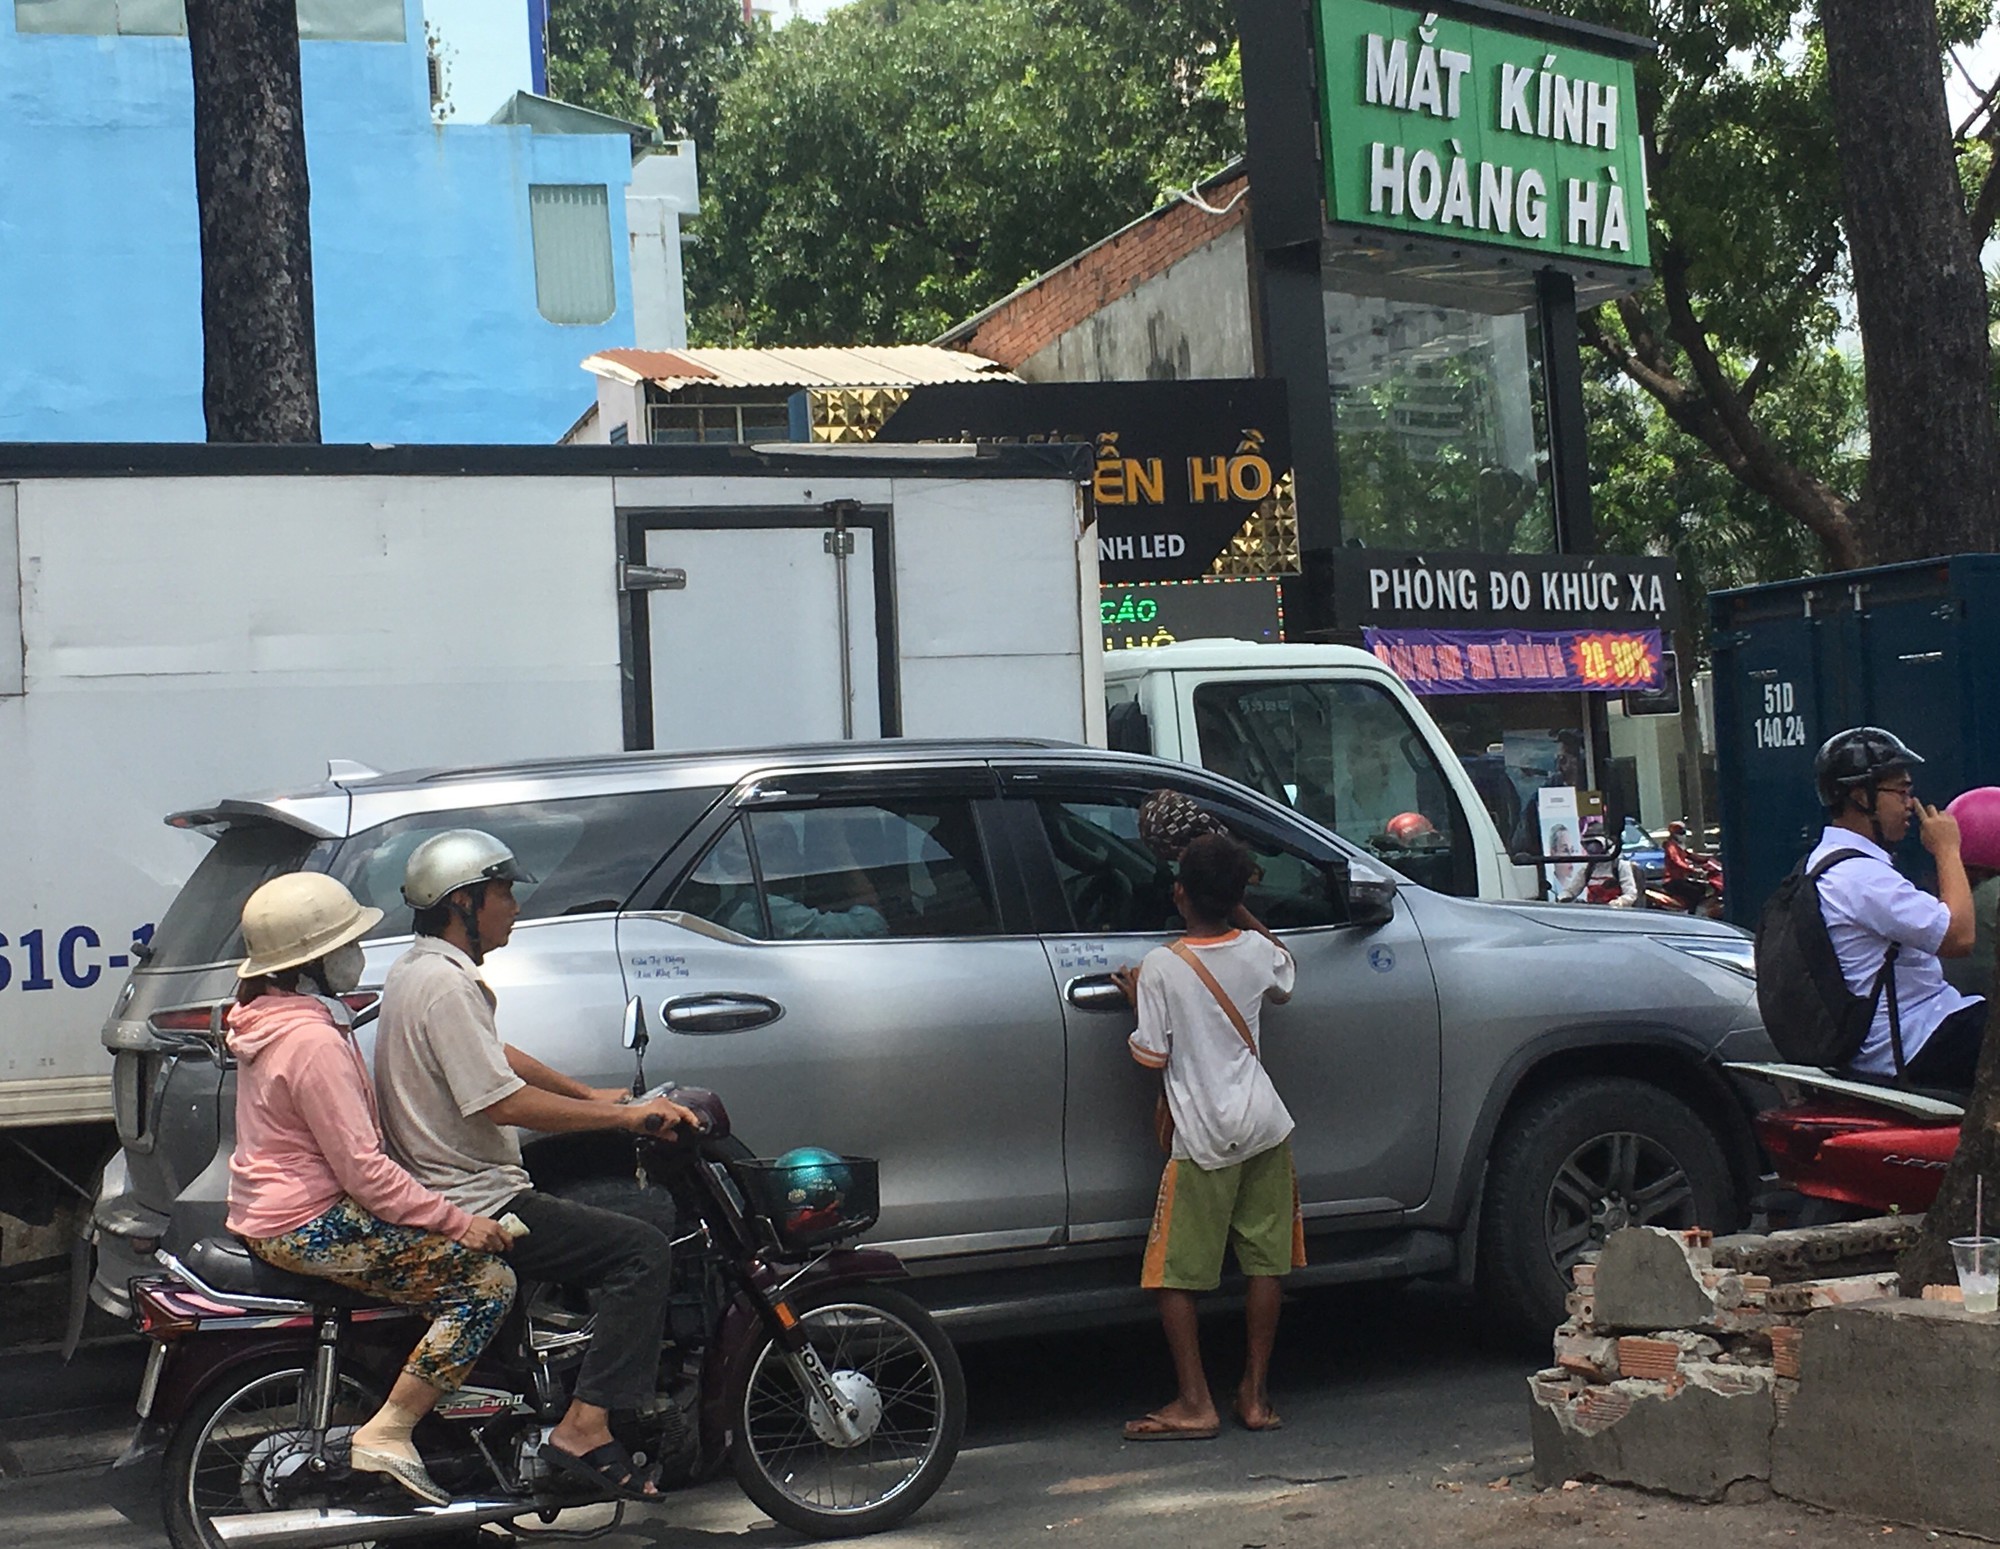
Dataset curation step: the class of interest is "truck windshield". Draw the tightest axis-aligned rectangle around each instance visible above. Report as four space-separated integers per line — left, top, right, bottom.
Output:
147 822 329 970
1189 678 1476 896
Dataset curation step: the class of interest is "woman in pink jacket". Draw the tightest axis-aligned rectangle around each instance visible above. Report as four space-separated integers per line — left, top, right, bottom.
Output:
227 872 516 1505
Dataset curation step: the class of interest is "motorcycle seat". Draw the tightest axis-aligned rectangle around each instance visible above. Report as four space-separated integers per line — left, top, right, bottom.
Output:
182 1235 389 1311
1831 1068 1970 1110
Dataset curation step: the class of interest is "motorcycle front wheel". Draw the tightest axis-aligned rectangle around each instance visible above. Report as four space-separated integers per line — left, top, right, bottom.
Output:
727 1283 965 1538
161 1352 377 1549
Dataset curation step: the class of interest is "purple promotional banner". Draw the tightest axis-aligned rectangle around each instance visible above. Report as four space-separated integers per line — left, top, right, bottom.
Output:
1364 627 1664 695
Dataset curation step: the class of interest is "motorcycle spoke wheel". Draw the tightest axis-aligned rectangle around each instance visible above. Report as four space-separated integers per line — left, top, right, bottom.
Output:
733 1288 962 1537
173 1363 377 1549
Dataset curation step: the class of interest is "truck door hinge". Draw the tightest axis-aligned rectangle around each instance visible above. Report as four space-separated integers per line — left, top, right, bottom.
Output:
620 563 687 593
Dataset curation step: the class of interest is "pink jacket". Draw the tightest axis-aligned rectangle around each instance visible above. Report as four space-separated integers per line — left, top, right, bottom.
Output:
226 991 473 1241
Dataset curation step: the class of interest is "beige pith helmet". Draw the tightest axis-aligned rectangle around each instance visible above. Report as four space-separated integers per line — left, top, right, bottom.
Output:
237 873 384 980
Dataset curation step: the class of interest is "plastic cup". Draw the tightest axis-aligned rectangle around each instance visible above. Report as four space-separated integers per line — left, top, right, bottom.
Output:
1951 1236 2000 1313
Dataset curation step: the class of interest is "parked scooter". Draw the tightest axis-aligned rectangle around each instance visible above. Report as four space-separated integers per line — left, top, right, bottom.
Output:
134 999 964 1549
1727 1061 1963 1217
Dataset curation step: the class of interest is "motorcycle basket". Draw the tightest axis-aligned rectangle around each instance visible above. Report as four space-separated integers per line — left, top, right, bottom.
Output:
731 1154 881 1255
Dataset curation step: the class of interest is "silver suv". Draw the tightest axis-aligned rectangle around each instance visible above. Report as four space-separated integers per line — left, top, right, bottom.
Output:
91 741 1770 1334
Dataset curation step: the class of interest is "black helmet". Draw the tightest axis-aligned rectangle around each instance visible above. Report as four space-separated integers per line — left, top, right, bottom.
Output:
1814 727 1924 811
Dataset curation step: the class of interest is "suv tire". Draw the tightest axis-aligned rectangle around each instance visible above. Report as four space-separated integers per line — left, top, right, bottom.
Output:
1478 1075 1733 1337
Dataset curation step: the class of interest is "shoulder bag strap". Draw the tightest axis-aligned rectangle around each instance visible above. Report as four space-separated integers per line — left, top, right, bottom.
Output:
1168 940 1259 1058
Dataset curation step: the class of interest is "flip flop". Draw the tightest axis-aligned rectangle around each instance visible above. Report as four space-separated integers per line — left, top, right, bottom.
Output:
1122 1411 1221 1442
539 1439 659 1501
1232 1400 1284 1432
349 1443 451 1505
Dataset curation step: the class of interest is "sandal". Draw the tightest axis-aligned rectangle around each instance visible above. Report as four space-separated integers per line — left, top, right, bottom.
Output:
539 1439 659 1501
1122 1411 1221 1442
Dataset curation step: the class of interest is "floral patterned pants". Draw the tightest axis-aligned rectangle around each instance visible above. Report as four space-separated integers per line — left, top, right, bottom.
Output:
246 1197 516 1393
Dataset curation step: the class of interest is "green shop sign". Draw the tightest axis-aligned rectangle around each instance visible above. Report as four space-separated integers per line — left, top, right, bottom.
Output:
1315 3 1649 268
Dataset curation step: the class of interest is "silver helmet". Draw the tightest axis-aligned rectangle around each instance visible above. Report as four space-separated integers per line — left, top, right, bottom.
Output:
402 829 536 910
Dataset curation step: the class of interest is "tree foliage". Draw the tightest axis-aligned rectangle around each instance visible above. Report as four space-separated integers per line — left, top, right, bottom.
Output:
546 0 751 148
686 0 1240 344
1559 0 2000 569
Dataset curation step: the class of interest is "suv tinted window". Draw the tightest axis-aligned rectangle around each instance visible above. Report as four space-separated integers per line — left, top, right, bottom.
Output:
1191 678 1474 896
1036 789 1347 934
149 822 330 969
670 800 1000 940
332 787 723 938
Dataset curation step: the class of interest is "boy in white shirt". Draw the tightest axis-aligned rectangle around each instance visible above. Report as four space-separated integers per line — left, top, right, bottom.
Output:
1121 833 1301 1441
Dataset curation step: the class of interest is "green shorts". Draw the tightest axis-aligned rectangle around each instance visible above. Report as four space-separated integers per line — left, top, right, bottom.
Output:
1140 1140 1305 1292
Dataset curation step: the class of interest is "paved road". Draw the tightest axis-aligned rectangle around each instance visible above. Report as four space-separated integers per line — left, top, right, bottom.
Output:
0 1283 1533 1547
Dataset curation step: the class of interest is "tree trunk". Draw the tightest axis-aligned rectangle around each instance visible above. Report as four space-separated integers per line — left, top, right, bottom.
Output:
185 0 321 443
1822 0 2000 563
1900 996 2000 1291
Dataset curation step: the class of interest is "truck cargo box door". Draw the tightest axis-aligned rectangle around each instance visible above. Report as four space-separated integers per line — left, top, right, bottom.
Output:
624 511 892 751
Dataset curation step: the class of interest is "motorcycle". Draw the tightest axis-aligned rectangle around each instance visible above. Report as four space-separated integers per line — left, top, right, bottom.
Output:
1728 1060 1964 1218
133 998 965 1549
1644 842 1724 917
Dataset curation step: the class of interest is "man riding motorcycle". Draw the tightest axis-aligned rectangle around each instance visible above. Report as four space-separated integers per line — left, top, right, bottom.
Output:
372 829 701 1501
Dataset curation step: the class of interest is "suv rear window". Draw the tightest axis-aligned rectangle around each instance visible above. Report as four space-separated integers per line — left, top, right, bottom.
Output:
331 788 724 937
148 822 329 970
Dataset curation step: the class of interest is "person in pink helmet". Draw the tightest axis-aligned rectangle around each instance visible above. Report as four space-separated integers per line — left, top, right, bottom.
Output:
1943 787 2000 1002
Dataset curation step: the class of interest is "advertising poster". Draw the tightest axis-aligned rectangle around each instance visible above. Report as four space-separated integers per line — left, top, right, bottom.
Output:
1537 786 1583 901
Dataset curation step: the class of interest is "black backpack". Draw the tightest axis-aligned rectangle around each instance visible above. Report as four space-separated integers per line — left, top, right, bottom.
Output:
1753 850 1904 1071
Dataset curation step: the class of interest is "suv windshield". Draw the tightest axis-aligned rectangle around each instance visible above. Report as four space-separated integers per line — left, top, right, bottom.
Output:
147 822 330 970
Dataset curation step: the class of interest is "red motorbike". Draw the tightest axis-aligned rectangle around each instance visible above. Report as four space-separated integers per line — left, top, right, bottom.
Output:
1729 1061 1963 1216
1646 833 1724 917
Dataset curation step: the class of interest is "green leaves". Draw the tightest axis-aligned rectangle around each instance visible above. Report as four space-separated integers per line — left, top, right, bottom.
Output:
545 0 752 147
684 0 1242 344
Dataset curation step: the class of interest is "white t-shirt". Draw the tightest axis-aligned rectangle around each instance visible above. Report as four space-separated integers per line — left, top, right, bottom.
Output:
1129 932 1296 1172
1807 827 1982 1076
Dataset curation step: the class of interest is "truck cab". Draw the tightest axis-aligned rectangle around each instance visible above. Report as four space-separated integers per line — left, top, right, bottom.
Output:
1102 640 1535 901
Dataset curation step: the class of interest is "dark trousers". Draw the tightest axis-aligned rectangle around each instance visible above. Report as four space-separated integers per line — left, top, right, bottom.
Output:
1904 1001 1989 1094
503 1190 671 1410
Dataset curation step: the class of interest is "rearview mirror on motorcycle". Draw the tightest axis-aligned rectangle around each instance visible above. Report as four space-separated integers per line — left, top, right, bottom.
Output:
623 996 649 1098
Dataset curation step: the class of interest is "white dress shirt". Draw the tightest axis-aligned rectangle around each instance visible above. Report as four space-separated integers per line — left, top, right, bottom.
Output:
1806 826 1981 1076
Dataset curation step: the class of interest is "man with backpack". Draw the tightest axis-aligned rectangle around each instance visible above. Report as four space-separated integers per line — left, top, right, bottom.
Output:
1758 728 1984 1091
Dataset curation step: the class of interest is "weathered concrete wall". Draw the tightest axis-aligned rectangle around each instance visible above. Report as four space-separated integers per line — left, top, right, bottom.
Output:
1015 226 1255 385
1773 1299 2000 1539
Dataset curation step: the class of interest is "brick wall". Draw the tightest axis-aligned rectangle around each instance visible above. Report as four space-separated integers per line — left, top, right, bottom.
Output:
963 175 1250 369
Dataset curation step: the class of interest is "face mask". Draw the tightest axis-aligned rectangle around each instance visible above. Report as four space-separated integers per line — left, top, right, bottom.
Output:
321 941 365 995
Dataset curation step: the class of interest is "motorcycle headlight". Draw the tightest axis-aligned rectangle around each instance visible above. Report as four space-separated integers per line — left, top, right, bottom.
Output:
1655 935 1756 980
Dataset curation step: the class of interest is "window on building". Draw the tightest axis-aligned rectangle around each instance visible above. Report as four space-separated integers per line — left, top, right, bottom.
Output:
647 397 793 445
528 184 617 326
15 0 403 37
1324 290 1554 555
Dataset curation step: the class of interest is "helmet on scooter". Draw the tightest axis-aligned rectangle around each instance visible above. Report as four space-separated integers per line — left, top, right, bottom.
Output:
237 873 382 979
1385 811 1437 846
1947 787 2000 872
1814 727 1924 813
401 829 537 909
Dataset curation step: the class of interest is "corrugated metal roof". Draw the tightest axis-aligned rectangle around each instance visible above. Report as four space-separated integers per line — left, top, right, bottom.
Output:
584 345 1015 390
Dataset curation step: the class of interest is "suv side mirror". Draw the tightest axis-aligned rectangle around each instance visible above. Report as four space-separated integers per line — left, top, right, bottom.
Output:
622 996 649 1053
1345 875 1398 930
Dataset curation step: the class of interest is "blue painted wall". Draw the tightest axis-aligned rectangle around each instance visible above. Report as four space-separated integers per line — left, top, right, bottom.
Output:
0 0 632 442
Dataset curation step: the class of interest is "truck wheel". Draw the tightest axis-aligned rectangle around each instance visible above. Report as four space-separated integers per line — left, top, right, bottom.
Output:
1478 1076 1733 1337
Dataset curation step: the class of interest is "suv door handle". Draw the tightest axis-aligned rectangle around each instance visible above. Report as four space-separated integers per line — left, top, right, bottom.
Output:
1065 975 1129 1012
660 993 784 1035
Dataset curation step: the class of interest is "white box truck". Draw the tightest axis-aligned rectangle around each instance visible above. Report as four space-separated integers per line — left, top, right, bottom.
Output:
0 441 1530 1238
